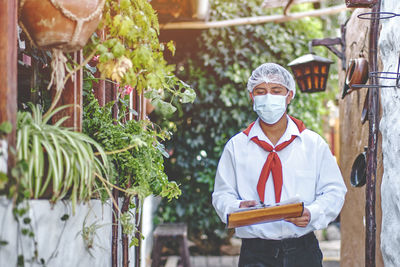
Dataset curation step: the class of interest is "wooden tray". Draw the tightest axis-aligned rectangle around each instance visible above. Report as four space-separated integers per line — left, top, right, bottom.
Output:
227 202 304 228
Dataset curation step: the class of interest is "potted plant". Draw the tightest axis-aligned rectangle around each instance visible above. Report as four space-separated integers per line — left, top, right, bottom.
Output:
13 103 110 210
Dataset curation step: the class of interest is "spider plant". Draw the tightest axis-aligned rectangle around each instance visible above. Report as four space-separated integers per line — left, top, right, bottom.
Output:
16 104 110 209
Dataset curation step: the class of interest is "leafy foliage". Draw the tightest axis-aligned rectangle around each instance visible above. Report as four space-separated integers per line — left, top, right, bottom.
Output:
82 92 181 202
155 0 339 253
87 0 195 116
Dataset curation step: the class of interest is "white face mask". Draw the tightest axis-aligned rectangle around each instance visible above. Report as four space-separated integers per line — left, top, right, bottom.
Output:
253 93 289 124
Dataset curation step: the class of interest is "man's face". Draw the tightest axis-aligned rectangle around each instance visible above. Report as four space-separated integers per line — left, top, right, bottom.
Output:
250 82 293 105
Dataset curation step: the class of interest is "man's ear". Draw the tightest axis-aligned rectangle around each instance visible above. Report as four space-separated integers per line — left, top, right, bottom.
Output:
286 91 294 105
249 92 254 102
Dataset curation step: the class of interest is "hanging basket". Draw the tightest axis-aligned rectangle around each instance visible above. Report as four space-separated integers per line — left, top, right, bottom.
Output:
19 0 105 52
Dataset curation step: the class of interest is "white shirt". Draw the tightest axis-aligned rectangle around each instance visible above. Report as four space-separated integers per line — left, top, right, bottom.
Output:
212 116 347 239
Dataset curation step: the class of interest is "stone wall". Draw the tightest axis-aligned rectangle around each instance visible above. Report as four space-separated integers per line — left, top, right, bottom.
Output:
378 1 400 266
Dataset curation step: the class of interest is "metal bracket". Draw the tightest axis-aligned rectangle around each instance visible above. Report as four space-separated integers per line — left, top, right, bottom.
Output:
309 24 347 70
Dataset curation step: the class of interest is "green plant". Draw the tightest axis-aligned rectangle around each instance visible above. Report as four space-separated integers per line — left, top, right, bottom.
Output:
82 91 181 248
78 211 108 256
83 92 180 202
155 0 339 253
11 104 110 209
86 0 195 116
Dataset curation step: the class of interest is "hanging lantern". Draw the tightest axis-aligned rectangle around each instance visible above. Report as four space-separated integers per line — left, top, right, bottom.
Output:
288 54 333 93
151 0 209 23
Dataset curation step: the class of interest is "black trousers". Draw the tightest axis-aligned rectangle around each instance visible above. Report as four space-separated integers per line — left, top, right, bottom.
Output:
238 232 323 267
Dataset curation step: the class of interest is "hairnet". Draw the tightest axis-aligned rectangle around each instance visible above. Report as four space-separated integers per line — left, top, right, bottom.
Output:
247 63 296 98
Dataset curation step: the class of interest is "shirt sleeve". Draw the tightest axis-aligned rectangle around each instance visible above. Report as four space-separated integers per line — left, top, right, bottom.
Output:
212 141 242 224
305 139 347 230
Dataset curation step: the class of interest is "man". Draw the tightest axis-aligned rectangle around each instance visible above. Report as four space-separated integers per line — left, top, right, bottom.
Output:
212 63 347 267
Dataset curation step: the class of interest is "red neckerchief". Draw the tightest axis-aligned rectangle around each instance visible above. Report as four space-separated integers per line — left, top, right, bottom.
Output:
243 116 306 203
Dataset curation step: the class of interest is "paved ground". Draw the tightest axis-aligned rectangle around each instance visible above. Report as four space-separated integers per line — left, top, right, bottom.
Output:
161 239 340 267
163 227 341 267
186 258 339 267
186 256 338 267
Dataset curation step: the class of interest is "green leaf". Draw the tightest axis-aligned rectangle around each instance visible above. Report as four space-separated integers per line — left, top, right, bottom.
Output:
152 99 177 115
180 89 196 103
155 142 169 158
0 121 12 135
21 228 29 235
143 89 160 99
111 42 126 58
167 40 176 56
120 0 130 10
60 214 70 221
129 237 139 247
17 255 24 267
0 172 8 190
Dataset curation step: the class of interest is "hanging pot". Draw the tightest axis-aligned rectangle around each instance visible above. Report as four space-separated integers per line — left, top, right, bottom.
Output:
19 0 105 52
342 57 369 99
345 0 377 8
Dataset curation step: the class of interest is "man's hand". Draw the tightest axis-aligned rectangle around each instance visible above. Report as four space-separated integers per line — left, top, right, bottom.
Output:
239 200 257 208
284 208 311 227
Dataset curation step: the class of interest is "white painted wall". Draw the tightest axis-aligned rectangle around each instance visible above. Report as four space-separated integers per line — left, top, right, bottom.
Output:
378 1 400 266
0 196 156 267
141 196 160 267
0 140 7 175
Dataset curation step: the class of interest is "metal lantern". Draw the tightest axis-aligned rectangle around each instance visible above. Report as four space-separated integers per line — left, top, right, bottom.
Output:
288 54 333 93
151 0 209 22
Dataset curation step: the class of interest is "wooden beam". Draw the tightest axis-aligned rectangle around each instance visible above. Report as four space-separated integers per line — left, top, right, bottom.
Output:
262 0 321 9
0 0 18 168
160 4 347 30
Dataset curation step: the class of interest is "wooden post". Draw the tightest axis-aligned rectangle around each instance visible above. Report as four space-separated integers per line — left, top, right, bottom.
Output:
121 195 130 267
365 1 381 266
111 83 119 267
111 185 119 267
0 0 18 168
93 30 105 107
51 50 83 131
134 196 142 267
93 74 106 107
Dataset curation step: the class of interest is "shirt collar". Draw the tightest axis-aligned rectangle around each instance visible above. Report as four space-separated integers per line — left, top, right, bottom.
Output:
246 116 302 146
